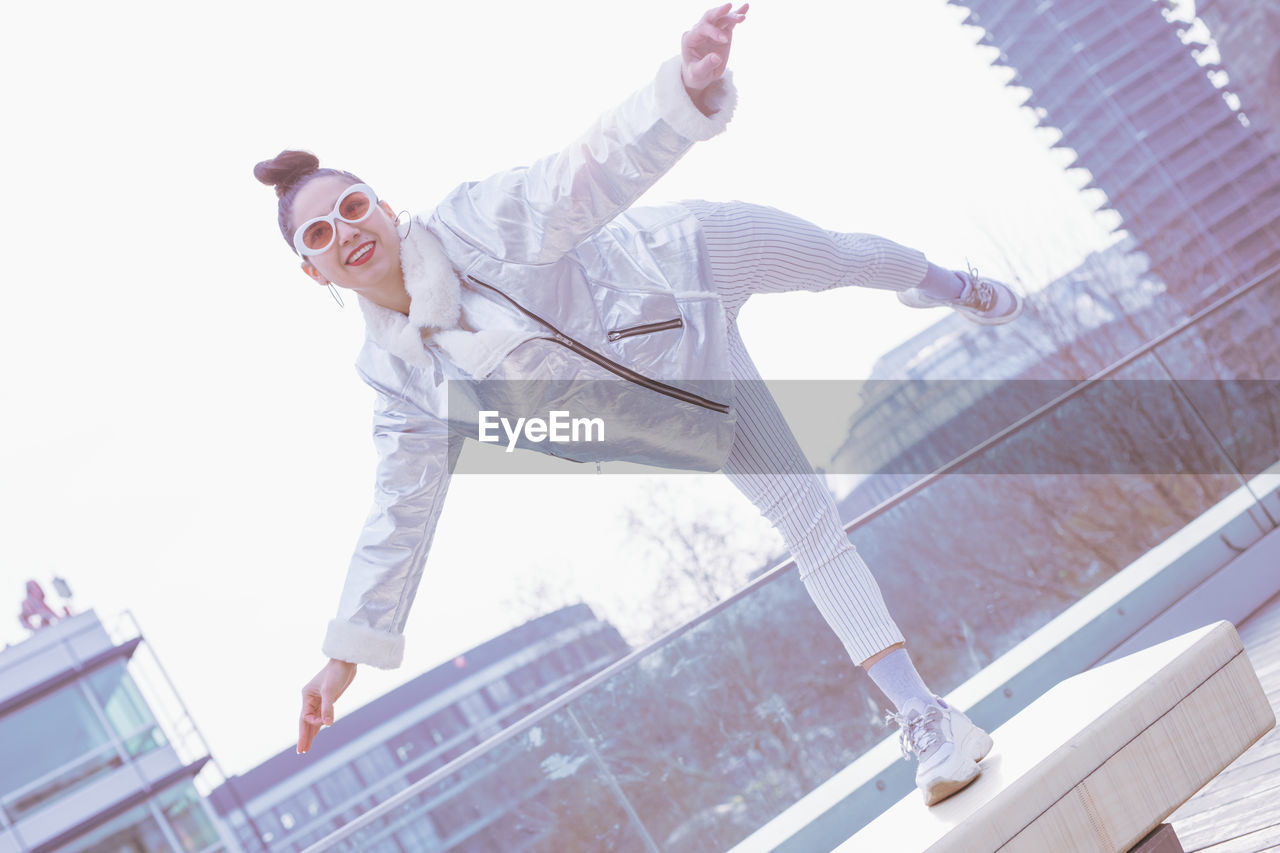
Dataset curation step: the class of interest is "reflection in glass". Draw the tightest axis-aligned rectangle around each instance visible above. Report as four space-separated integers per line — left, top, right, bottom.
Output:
1151 283 1280 479
0 682 116 820
855 356 1242 687
569 572 878 852
326 710 650 853
160 783 223 852
60 802 174 853
88 661 168 757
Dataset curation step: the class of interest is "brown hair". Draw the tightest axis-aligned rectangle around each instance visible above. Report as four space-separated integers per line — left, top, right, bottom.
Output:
253 150 367 251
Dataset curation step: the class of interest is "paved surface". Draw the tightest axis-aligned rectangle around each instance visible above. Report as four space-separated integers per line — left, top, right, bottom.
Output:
1170 591 1280 853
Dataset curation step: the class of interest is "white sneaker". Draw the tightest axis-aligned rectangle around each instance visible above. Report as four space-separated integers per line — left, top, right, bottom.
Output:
897 266 1024 326
885 697 994 806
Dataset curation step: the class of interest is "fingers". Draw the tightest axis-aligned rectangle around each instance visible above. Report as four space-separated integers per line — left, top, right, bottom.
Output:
720 3 749 29
297 675 337 755
298 693 320 754
683 22 728 60
686 3 747 56
698 17 730 44
702 3 732 24
297 705 332 754
320 690 336 728
702 2 748 31
298 716 318 754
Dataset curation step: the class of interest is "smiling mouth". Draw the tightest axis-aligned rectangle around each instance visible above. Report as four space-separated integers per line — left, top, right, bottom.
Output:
347 241 375 266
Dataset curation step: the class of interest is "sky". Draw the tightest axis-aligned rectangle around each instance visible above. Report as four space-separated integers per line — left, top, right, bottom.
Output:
0 0 1125 777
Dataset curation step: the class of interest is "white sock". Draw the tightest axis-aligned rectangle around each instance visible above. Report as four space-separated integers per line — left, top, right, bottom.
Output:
916 262 967 301
866 648 937 713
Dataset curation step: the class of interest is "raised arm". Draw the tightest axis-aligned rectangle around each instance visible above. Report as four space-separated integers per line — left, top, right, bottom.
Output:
441 4 748 264
683 3 749 114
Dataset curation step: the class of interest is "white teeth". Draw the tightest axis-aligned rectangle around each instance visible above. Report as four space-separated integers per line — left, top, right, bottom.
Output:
349 243 373 264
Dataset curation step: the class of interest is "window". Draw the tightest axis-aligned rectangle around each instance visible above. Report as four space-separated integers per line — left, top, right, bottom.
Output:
508 663 541 696
0 681 118 819
87 662 165 755
355 745 399 788
254 809 283 842
457 693 491 726
394 814 442 851
564 641 589 669
535 656 560 683
429 707 467 741
60 802 174 853
483 678 516 710
159 784 223 852
315 765 363 809
389 724 435 765
280 786 323 825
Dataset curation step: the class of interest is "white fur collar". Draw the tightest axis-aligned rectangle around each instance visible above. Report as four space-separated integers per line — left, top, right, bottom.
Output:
356 217 462 367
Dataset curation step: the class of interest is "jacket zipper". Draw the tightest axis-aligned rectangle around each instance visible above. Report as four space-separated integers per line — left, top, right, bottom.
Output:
466 275 730 414
607 318 683 342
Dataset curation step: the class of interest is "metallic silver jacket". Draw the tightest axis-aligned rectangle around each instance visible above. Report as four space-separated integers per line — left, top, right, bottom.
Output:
323 57 741 668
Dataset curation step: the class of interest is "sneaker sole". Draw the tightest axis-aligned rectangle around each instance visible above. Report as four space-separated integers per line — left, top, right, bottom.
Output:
956 295 1024 326
921 728 994 806
922 763 981 806
898 287 1025 326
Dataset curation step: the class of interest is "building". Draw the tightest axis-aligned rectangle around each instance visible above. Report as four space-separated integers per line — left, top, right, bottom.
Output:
1196 0 1280 149
0 608 233 853
949 0 1280 309
209 604 628 853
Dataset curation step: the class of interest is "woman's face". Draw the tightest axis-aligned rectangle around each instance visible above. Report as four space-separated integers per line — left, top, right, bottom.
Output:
291 174 401 293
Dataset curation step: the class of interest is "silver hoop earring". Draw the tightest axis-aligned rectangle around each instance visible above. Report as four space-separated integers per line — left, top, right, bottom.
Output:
396 209 413 239
326 283 345 308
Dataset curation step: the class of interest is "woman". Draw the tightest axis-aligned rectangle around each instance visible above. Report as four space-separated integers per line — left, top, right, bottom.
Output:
259 3 1016 806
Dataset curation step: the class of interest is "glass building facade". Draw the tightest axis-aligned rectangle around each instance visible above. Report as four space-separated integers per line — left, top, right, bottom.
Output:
209 604 628 853
1196 0 1280 150
950 0 1280 309
0 610 231 853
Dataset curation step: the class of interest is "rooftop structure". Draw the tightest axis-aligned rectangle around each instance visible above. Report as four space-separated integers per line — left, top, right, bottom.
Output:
0 608 233 853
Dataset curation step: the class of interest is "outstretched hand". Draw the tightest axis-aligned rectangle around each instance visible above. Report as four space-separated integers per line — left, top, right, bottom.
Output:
297 658 357 754
681 3 749 96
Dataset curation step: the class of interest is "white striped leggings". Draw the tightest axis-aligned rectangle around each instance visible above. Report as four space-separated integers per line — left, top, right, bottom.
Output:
681 200 930 664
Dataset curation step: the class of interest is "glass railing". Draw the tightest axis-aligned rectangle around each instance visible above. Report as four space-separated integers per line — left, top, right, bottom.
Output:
302 266 1280 853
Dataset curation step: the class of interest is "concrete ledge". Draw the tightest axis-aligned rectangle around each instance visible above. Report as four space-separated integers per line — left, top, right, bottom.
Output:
837 622 1275 853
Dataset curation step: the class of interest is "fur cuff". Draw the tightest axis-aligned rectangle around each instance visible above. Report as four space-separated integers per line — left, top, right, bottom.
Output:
322 619 405 670
655 55 737 141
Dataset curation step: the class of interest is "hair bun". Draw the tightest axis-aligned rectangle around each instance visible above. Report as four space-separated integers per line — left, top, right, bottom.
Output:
253 150 321 198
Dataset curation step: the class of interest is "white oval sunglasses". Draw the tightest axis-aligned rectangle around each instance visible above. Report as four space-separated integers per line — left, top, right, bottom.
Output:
292 183 380 257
